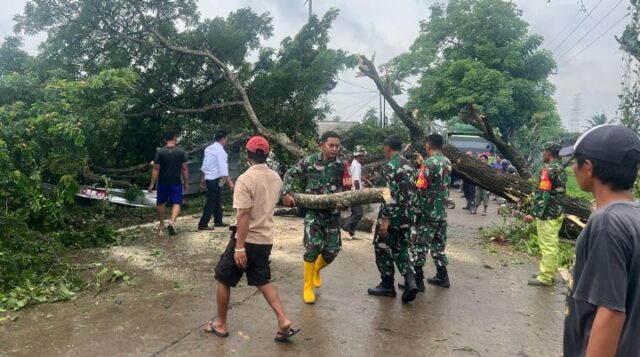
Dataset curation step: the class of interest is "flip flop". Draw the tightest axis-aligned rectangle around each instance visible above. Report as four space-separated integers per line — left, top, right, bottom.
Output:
274 328 300 342
204 322 229 338
166 224 176 236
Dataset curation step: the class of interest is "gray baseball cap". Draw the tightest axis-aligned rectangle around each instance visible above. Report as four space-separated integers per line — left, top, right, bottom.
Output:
559 125 640 165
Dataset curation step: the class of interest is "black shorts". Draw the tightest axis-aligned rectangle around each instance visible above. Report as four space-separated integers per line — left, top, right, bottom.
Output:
214 238 272 287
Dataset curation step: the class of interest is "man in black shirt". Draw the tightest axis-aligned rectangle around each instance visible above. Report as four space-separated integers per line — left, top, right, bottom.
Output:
148 132 189 235
560 125 640 357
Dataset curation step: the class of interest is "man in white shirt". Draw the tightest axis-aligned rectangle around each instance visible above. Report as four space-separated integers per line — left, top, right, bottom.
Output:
341 145 367 238
198 131 234 230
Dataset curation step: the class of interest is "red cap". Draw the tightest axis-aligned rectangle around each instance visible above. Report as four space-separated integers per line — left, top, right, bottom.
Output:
246 136 270 153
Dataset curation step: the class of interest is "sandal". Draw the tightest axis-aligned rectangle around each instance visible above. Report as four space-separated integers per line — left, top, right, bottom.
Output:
274 327 300 342
204 321 229 338
166 224 177 236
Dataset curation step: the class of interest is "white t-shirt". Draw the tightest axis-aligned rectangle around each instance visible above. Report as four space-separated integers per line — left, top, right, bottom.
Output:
350 159 362 190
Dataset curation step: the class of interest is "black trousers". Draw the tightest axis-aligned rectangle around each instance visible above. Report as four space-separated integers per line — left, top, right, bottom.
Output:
342 205 364 233
199 178 223 227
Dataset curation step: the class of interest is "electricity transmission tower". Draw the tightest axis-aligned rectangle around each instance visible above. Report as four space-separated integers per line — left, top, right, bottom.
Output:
570 93 583 133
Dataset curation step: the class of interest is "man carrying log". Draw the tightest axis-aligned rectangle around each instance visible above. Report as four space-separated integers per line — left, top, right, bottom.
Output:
367 135 419 303
412 134 452 290
524 142 567 286
282 131 347 304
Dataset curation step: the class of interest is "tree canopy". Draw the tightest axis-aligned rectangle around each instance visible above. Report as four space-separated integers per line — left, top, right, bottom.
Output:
391 0 559 146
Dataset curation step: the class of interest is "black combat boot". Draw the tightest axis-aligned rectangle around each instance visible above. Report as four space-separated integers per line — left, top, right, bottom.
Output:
367 276 396 297
415 266 426 292
427 266 450 288
401 272 418 303
398 266 426 292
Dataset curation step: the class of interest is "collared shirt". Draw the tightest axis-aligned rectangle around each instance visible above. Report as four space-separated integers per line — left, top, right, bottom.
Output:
233 164 283 245
350 159 362 190
201 142 228 180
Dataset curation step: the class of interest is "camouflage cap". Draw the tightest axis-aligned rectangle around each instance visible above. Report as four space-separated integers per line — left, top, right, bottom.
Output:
542 141 562 152
353 145 368 156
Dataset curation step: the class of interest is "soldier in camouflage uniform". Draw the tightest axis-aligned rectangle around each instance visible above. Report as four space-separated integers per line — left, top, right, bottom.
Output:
524 142 567 286
367 135 419 303
282 131 346 304
414 134 452 290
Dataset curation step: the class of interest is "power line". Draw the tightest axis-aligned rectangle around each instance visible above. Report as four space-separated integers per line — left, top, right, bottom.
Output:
556 0 624 62
547 0 591 45
338 78 377 92
328 90 379 95
552 0 603 52
559 13 630 67
343 95 379 121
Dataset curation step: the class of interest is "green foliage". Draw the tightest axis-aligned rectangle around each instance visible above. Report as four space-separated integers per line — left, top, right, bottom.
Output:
565 167 592 201
124 185 144 202
480 208 574 268
584 113 609 129
392 0 559 149
340 109 410 154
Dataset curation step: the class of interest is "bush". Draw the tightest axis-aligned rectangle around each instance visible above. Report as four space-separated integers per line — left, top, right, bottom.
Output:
480 207 574 268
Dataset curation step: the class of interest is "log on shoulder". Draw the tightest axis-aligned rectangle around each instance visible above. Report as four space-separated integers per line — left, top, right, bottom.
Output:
292 188 392 210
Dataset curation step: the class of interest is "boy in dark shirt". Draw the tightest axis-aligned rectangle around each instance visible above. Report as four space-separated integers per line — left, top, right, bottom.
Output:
560 125 640 357
148 132 188 235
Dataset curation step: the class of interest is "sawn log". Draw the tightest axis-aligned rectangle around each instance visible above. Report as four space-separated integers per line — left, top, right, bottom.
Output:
291 188 392 210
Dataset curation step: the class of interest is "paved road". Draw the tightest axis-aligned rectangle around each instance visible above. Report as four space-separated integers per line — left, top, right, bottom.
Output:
0 196 566 356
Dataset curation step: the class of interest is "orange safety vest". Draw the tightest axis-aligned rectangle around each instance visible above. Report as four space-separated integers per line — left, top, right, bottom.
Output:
416 164 428 190
539 167 552 191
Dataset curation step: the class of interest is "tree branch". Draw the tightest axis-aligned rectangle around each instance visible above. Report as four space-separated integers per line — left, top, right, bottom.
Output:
125 100 243 117
147 27 307 158
459 104 530 178
357 55 428 155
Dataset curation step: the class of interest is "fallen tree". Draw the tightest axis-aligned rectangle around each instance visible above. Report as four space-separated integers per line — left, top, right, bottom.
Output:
356 54 592 223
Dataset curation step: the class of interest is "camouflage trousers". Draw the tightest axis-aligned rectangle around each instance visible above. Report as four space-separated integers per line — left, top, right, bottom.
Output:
413 218 448 269
373 226 414 277
303 210 342 263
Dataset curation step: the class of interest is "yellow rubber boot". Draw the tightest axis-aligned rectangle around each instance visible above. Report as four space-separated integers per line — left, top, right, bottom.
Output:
303 262 316 304
313 255 329 288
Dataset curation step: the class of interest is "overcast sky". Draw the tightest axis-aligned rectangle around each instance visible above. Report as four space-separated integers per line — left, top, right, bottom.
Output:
0 0 632 131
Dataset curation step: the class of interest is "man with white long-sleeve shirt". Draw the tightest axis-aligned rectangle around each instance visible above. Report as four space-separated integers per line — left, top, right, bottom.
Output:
198 131 234 230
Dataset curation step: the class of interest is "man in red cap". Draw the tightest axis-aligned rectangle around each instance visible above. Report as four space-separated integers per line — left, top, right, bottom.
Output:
205 136 299 342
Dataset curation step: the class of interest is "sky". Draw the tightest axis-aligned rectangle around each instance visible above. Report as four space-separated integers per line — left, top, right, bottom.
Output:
0 0 632 131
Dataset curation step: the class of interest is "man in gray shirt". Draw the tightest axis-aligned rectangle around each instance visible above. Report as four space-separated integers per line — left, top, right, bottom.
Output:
560 125 640 357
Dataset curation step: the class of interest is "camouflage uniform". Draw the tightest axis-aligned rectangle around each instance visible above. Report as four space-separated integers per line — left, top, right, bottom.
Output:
528 156 567 285
530 159 567 220
282 152 345 263
374 153 418 277
414 152 452 269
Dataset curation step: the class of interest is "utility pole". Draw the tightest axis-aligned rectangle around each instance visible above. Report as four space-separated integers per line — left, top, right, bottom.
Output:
379 93 383 128
570 93 582 133
304 0 313 20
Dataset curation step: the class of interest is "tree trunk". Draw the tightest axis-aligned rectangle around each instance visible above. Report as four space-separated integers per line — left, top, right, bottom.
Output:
291 188 391 210
274 207 300 216
357 55 428 156
459 104 530 178
443 145 592 220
